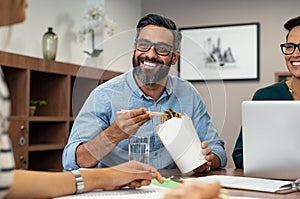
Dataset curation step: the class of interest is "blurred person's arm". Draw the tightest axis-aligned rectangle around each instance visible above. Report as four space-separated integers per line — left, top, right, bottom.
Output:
5 161 163 199
164 181 221 199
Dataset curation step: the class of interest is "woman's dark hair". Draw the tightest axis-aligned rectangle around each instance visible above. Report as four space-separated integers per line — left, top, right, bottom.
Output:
135 13 182 51
284 16 300 41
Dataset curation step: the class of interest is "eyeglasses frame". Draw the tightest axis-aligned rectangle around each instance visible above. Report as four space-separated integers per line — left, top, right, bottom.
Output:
135 39 174 56
280 42 300 55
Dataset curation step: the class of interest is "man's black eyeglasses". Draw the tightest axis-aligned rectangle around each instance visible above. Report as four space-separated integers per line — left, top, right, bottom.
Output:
280 43 300 55
136 39 173 56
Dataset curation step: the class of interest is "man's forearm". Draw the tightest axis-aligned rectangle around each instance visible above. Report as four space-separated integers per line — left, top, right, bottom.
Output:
76 127 124 168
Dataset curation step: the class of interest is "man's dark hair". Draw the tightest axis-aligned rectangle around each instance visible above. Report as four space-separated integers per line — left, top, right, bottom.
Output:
135 13 182 51
284 16 300 41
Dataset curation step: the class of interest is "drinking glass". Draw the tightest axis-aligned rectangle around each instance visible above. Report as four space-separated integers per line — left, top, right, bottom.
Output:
128 135 150 164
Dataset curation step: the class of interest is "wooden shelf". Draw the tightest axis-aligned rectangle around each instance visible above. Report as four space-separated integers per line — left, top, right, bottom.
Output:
28 144 66 151
1 51 122 170
29 116 67 122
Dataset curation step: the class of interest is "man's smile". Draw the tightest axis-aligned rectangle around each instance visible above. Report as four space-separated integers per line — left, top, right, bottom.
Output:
139 56 164 70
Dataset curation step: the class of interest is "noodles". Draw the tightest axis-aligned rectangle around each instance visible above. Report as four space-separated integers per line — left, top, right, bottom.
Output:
160 108 182 123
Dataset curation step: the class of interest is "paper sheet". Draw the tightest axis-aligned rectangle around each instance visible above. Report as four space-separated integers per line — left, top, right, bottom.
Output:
187 175 294 193
54 184 168 199
54 178 266 199
56 183 170 199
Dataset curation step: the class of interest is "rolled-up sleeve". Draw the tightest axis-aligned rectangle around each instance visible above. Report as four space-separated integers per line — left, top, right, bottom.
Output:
62 140 81 170
63 87 110 170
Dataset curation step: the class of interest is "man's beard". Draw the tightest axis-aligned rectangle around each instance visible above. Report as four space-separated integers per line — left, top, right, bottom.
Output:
132 53 171 86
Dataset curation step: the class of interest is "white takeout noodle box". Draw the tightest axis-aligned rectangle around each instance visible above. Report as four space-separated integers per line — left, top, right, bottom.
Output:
157 115 206 174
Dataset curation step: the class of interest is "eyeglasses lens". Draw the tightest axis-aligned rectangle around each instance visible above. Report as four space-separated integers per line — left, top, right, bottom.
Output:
136 40 172 56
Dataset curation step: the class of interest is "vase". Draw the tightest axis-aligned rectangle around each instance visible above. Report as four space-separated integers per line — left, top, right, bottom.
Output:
42 27 58 60
83 30 103 58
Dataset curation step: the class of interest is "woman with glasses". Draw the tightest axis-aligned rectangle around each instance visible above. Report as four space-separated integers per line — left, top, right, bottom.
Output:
232 16 300 169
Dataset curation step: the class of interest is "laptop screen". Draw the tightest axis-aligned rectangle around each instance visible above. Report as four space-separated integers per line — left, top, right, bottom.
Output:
242 101 300 180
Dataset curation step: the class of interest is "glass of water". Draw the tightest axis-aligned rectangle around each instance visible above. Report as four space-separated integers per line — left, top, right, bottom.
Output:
128 135 150 164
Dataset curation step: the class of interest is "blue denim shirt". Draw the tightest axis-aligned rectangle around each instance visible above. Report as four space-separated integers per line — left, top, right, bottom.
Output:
63 69 227 170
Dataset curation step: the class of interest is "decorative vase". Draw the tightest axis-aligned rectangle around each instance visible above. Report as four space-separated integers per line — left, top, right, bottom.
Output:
83 30 103 58
42 27 58 60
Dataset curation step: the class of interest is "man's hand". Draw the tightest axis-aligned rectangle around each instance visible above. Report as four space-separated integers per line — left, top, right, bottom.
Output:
109 108 151 142
193 141 221 173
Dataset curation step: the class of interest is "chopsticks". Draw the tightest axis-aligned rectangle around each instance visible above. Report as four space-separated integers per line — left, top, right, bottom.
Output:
148 111 168 116
117 109 167 116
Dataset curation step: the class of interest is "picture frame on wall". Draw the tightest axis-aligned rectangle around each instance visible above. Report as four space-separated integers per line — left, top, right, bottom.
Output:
178 22 260 81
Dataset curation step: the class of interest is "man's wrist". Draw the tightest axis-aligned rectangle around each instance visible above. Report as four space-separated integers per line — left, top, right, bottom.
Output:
104 126 125 144
211 153 221 170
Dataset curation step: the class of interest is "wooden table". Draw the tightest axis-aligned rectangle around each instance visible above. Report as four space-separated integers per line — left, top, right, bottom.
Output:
159 168 300 199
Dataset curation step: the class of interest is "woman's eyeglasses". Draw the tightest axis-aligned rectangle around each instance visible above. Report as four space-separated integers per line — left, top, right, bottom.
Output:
280 43 300 55
136 39 173 56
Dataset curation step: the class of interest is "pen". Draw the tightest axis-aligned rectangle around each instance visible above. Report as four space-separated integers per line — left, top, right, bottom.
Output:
279 179 300 191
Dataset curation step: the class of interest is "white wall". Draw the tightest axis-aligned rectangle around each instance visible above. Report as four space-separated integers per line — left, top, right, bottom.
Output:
103 0 141 72
0 0 141 70
1 0 89 65
141 0 299 167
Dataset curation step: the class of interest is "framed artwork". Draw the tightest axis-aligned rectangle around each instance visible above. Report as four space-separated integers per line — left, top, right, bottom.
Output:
178 23 260 81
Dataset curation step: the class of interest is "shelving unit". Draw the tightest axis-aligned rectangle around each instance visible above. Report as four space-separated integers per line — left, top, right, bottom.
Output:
0 51 122 171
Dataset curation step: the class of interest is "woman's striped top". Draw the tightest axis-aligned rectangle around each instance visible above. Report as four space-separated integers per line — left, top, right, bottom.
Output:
0 67 15 199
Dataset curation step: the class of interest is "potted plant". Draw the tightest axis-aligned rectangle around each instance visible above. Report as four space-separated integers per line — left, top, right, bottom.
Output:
29 99 47 116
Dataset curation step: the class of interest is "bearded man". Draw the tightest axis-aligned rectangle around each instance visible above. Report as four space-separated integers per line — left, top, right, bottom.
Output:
63 13 227 173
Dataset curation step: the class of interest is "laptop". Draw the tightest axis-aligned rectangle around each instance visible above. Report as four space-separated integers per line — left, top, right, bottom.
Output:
242 101 300 180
